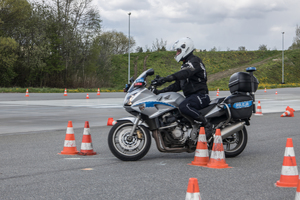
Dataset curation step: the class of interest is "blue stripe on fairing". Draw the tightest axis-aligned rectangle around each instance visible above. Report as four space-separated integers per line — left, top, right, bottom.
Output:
134 101 176 108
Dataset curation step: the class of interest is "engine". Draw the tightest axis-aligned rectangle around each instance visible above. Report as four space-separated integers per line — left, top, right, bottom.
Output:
160 112 190 147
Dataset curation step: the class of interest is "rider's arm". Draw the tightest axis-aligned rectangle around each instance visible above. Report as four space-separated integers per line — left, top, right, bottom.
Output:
157 80 181 94
172 58 206 81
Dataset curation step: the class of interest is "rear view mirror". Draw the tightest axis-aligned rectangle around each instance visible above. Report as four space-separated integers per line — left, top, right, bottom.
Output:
146 68 154 76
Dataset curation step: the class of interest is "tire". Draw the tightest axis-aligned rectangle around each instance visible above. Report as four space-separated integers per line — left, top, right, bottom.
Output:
108 121 151 161
223 126 248 158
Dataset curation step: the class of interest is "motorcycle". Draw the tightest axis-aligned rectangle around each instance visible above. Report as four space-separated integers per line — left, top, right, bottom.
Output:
108 68 259 161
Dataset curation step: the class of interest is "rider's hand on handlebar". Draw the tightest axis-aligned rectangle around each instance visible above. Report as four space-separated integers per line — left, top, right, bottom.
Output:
151 75 164 86
151 75 174 86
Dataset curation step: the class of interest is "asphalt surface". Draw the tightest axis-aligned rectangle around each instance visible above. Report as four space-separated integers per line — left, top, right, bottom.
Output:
0 89 300 199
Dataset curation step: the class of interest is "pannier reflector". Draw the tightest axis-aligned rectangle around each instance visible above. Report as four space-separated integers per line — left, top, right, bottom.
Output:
233 100 252 109
224 100 253 109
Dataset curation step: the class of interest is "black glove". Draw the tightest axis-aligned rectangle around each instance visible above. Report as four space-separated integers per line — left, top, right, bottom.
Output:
155 75 175 86
161 75 175 83
153 88 161 95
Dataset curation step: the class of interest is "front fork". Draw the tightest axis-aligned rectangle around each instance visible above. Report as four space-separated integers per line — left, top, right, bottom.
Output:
127 113 142 139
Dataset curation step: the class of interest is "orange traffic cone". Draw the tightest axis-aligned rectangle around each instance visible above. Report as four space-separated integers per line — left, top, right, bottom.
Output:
86 94 89 99
64 88 68 96
25 89 29 97
189 127 209 166
207 129 231 169
107 118 117 126
275 138 298 187
78 121 96 156
295 177 300 199
216 91 219 96
97 88 100 95
276 91 278 95
185 178 201 200
281 106 295 117
255 101 263 116
60 121 79 155
264 88 267 93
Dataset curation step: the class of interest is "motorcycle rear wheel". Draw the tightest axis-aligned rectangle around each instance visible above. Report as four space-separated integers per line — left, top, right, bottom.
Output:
223 126 248 158
108 121 151 161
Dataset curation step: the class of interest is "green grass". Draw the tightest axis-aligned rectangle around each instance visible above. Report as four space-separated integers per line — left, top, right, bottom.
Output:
1 49 300 93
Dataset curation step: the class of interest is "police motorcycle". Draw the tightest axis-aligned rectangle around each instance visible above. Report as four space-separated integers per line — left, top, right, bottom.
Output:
108 67 259 161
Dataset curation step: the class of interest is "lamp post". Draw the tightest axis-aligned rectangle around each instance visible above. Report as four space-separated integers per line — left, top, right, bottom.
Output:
128 12 131 84
282 32 285 84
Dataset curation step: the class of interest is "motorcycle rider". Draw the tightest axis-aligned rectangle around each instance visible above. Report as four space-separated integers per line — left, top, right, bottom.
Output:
153 37 213 140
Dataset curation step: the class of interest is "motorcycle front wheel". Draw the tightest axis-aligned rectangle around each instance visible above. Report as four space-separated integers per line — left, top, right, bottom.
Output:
108 121 151 161
223 126 248 158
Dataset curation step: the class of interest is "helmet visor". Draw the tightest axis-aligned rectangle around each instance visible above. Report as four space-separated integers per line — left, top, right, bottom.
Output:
176 48 182 56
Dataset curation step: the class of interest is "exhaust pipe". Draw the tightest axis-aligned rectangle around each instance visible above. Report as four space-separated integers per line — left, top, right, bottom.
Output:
221 121 245 139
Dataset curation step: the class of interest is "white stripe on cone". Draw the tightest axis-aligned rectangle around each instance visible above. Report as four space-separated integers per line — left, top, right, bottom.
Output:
210 151 226 160
281 166 299 176
81 143 93 150
282 111 291 117
285 147 296 156
64 140 76 147
194 149 209 158
83 128 90 135
185 192 201 200
66 127 74 134
295 192 300 200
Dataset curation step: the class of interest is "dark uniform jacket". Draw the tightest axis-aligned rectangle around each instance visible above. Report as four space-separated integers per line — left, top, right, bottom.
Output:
160 53 208 96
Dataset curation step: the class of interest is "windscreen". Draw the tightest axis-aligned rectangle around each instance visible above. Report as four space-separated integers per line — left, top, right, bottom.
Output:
127 69 151 93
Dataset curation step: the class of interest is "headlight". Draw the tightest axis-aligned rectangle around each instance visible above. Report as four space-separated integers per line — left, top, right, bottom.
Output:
124 94 136 106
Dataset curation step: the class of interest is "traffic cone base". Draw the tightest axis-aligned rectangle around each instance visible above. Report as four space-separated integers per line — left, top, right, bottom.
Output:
79 121 97 156
275 138 298 187
60 121 78 155
189 127 209 166
185 178 201 200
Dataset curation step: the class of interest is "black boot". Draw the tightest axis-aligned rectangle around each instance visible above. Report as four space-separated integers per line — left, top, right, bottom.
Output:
195 115 213 141
204 122 213 141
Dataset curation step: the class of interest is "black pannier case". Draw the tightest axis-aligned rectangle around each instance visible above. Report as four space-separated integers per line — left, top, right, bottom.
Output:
229 72 259 94
224 93 253 120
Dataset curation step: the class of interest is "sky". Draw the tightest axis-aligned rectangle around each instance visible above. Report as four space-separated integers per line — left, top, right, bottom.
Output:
94 0 300 51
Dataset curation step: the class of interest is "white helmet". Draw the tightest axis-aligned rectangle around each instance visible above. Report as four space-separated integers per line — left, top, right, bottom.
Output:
173 37 195 62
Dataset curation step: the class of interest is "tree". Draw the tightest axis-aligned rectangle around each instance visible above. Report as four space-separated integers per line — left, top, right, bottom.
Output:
90 30 135 86
136 46 143 53
210 46 217 52
238 46 246 51
95 30 135 55
258 44 268 51
152 38 167 51
0 37 18 86
48 0 102 86
0 0 31 37
288 24 300 50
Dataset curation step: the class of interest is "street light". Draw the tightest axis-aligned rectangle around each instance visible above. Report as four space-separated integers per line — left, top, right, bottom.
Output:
128 12 131 84
282 32 285 84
